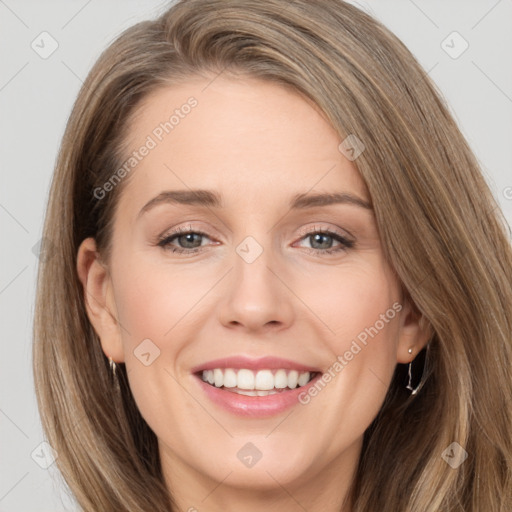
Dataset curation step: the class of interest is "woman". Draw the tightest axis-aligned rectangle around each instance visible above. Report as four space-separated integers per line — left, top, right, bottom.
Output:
33 0 512 510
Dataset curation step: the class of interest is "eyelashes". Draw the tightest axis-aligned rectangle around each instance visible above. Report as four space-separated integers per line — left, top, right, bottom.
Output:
156 224 355 257
157 227 212 254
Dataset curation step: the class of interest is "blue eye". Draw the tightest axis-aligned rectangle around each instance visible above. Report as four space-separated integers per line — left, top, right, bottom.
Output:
157 225 354 256
157 226 210 254
296 228 354 255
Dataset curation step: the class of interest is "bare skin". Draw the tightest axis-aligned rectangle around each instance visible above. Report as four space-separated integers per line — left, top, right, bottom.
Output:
77 75 430 512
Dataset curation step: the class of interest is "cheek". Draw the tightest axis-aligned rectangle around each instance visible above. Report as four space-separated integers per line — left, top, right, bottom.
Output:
306 259 400 352
111 254 208 412
112 256 193 346
111 258 193 437
303 260 401 416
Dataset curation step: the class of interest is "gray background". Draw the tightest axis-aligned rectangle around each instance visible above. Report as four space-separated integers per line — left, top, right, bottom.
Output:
1 0 511 510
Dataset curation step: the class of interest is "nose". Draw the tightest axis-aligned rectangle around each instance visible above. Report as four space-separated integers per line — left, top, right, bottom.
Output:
217 241 295 333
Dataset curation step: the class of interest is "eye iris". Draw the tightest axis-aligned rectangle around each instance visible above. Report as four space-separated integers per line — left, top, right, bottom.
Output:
310 233 332 249
179 233 202 248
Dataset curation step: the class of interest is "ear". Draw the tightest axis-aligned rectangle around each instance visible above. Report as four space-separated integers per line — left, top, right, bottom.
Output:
396 293 432 364
76 237 124 363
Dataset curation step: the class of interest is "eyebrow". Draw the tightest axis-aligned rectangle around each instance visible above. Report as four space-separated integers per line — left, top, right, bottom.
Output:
137 189 372 219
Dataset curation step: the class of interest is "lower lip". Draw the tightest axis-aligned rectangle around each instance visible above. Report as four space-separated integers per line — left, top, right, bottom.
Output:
193 373 322 417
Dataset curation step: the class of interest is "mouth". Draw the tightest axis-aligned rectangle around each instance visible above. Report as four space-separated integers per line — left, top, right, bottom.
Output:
191 356 323 417
196 368 320 396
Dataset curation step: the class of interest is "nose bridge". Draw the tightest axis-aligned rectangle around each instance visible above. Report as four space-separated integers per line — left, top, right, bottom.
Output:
218 230 294 330
233 232 279 302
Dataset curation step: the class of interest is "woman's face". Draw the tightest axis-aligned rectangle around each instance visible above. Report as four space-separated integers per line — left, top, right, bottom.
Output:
79 75 427 507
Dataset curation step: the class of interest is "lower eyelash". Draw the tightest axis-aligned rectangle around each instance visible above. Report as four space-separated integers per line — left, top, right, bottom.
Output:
157 228 208 254
300 229 354 255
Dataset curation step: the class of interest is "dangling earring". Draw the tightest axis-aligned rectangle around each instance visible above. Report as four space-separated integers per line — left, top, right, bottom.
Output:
406 347 422 395
108 356 117 378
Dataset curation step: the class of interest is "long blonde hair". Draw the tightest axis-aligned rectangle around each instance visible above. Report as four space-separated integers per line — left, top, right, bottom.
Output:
33 0 512 510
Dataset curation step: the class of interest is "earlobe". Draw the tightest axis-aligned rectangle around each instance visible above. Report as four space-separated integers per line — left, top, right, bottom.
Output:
76 237 125 363
396 296 432 364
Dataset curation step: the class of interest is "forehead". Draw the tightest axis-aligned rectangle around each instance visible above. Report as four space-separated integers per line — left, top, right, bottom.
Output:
116 75 369 216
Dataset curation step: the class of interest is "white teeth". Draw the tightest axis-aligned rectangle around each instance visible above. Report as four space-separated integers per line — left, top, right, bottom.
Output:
236 389 258 396
223 368 237 388
255 369 274 390
237 369 255 390
214 368 223 387
256 390 278 396
298 371 310 387
228 388 279 397
274 369 288 389
287 370 298 389
200 368 313 391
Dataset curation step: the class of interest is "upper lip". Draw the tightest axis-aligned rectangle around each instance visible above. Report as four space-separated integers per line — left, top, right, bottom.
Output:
190 356 322 374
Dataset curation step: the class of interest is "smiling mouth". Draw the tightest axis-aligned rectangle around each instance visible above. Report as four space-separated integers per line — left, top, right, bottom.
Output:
197 368 319 396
